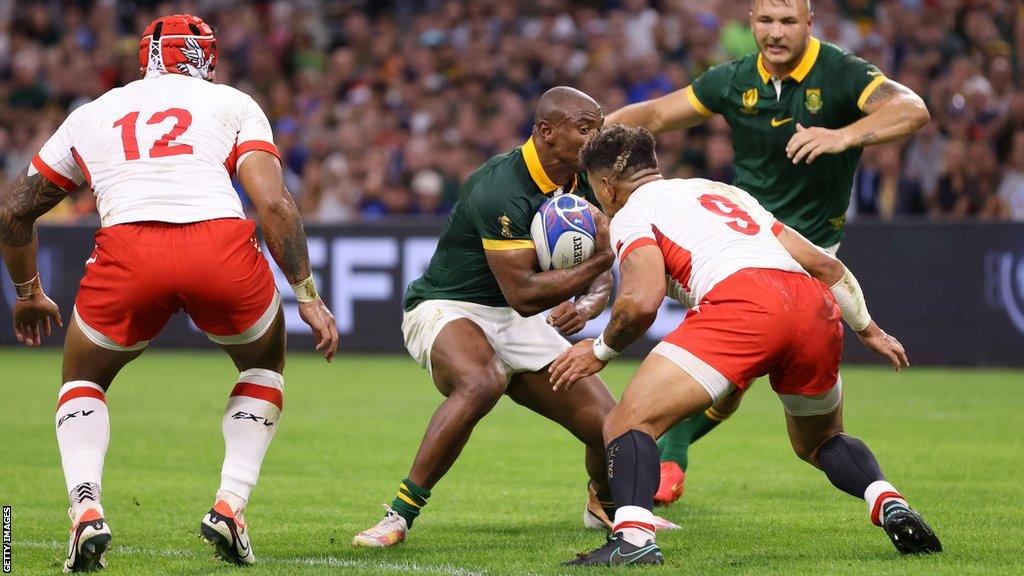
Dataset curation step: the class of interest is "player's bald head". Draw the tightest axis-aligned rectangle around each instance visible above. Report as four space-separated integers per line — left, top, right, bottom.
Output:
534 86 603 127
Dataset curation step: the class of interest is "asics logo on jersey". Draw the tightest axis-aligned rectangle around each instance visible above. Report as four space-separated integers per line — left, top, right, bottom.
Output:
86 256 97 265
58 410 96 428
231 411 275 427
770 117 794 128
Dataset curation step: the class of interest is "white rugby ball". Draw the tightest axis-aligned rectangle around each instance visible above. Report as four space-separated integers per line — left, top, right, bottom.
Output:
530 195 597 271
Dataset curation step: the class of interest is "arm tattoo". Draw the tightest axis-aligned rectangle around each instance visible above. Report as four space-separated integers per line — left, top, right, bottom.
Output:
604 306 650 352
0 169 69 247
858 132 878 146
863 80 907 109
263 197 312 284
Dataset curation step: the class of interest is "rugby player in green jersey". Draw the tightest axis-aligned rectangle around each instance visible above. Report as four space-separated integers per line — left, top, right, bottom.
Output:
353 87 674 547
606 0 930 505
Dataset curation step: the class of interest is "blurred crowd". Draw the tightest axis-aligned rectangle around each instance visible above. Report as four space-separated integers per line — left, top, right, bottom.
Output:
2 0 1023 223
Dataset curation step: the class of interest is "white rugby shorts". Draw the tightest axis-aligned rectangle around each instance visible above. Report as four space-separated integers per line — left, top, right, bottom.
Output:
402 299 570 380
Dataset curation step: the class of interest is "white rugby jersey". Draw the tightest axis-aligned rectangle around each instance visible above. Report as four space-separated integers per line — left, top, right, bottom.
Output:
610 178 806 308
30 73 279 227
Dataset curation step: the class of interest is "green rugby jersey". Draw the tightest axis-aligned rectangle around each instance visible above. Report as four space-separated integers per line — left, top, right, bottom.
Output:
404 138 597 311
687 37 886 247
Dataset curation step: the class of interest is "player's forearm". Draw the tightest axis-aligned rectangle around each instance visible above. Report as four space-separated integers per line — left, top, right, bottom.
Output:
607 102 662 132
841 95 929 148
1 169 68 283
257 196 312 285
511 251 614 316
601 298 657 352
830 265 872 332
574 270 613 319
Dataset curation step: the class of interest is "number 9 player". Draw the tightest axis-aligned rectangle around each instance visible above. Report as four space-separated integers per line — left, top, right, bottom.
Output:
551 125 940 566
0 14 338 571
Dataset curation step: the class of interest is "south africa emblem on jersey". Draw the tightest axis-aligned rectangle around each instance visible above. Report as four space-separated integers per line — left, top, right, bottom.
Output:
805 88 823 114
741 88 759 115
499 214 513 238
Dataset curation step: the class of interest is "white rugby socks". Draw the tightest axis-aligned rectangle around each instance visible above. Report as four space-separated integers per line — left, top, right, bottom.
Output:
219 369 284 503
55 381 109 519
613 505 657 547
865 480 908 526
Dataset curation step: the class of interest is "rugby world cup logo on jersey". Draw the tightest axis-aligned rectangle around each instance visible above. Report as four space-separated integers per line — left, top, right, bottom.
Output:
741 88 759 115
985 251 1024 336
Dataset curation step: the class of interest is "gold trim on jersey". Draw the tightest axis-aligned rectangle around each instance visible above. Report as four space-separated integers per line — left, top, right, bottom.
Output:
521 137 558 194
757 36 821 84
857 75 888 111
481 238 535 251
685 86 714 117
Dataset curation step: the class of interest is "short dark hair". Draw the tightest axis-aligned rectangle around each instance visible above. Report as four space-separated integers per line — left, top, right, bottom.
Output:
579 124 658 179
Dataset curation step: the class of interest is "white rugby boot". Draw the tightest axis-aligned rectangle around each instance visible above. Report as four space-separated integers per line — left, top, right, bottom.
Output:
63 507 111 573
200 500 255 566
352 505 408 547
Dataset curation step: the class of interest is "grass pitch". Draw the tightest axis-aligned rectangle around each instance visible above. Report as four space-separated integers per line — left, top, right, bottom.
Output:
1 348 1021 575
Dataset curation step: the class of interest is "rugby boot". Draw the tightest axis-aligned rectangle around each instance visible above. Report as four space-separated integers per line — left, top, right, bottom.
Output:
564 533 664 566
200 500 255 565
653 461 685 506
63 507 111 573
352 505 408 547
882 504 942 555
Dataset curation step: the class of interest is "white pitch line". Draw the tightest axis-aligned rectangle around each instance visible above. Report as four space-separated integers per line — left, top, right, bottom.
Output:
17 540 487 576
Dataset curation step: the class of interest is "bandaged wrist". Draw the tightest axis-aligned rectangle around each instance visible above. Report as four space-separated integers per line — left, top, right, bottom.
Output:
830 267 871 332
593 333 620 361
14 273 42 300
290 275 320 303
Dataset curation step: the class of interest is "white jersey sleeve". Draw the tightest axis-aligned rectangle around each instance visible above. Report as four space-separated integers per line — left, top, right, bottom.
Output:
610 200 657 265
231 94 279 173
30 107 87 193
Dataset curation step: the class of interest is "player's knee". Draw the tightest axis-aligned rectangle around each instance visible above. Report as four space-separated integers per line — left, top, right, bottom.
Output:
449 369 506 414
602 404 645 445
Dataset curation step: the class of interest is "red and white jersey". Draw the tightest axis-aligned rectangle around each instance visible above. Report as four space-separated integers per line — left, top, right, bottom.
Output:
610 178 806 308
30 73 279 227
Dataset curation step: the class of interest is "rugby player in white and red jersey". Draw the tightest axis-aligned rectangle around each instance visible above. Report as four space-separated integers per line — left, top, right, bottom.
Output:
549 125 941 566
0 14 338 572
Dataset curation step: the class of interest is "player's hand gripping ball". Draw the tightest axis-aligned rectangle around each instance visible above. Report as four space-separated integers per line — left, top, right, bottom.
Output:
531 195 597 270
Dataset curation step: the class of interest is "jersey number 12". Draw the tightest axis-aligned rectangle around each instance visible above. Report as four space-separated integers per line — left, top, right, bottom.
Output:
113 108 194 161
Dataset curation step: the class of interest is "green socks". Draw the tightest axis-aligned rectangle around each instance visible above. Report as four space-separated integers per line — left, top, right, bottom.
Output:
391 477 431 528
656 407 730 469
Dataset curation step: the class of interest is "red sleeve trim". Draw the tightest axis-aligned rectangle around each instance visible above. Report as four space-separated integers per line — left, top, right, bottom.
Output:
619 237 658 263
236 140 280 159
31 154 77 193
771 220 784 236
70 147 91 186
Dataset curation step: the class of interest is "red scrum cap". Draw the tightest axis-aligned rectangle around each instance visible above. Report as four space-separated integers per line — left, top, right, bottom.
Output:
139 14 218 81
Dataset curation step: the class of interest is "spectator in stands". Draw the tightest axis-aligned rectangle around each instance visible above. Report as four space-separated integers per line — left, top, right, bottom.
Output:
0 0 1021 224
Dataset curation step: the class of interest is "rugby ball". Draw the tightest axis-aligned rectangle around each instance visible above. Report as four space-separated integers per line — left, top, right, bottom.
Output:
530 195 597 270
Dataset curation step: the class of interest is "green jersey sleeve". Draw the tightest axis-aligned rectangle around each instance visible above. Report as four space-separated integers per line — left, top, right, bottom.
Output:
465 185 535 251
835 52 886 113
689 63 734 116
